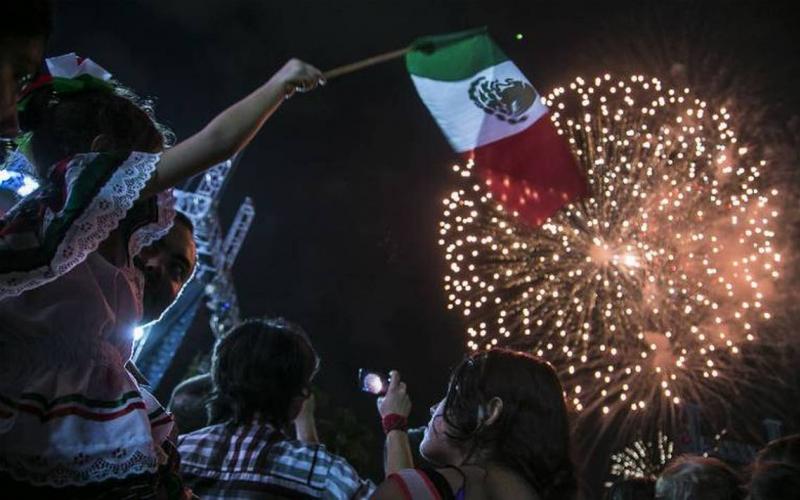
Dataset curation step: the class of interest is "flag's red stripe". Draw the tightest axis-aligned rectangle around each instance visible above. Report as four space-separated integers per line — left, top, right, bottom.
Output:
467 113 587 226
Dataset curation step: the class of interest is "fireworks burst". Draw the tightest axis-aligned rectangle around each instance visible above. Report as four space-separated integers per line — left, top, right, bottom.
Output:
610 431 674 480
438 74 782 424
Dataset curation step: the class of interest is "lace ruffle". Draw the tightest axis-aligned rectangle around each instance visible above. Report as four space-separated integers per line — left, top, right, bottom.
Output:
0 442 158 487
0 151 161 299
127 189 176 260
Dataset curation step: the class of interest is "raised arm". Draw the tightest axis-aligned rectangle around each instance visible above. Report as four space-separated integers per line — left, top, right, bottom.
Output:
379 370 414 477
142 58 323 197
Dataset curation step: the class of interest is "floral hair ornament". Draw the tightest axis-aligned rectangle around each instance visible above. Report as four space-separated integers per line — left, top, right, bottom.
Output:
17 53 114 111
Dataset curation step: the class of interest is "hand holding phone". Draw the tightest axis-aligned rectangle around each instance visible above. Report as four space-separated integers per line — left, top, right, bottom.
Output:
377 370 412 419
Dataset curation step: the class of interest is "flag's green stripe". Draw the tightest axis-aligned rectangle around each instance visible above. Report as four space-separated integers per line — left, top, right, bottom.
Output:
406 27 508 81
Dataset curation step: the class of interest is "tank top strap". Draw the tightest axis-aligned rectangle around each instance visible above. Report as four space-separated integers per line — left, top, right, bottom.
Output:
437 465 468 499
389 467 457 500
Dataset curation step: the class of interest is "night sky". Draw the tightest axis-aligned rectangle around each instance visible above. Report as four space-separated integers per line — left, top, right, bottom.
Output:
49 0 799 490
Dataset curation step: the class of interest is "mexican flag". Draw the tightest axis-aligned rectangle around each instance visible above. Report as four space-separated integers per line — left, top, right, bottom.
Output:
406 28 586 226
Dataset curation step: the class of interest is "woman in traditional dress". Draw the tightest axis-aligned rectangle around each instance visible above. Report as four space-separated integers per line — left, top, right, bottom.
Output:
0 52 323 497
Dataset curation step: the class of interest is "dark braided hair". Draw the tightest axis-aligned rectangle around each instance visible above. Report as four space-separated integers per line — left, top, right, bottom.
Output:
19 80 174 177
208 318 320 427
441 349 578 499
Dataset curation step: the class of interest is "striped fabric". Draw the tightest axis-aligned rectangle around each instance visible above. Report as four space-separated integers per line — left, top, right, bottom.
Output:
177 418 374 499
0 390 146 422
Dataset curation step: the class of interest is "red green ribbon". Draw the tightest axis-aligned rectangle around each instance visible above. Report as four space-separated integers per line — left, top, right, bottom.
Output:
18 74 115 111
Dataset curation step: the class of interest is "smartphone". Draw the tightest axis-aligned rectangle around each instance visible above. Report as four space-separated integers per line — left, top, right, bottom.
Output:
358 369 389 396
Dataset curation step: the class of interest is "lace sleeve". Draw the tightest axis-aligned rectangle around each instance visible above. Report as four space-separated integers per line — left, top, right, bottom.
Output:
0 151 162 299
125 189 176 261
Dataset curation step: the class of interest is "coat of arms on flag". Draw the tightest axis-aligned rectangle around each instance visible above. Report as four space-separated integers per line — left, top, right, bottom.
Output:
406 27 586 226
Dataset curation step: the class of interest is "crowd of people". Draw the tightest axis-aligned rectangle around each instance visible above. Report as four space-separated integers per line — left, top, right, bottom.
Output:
1 2 798 499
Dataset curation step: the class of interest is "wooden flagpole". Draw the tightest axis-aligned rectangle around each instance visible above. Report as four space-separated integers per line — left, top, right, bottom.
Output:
323 46 411 81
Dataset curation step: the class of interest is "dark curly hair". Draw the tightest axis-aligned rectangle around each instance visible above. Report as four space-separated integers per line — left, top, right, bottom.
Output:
605 477 655 500
748 434 800 500
656 455 743 500
19 81 174 177
441 349 578 499
208 318 320 428
753 433 800 466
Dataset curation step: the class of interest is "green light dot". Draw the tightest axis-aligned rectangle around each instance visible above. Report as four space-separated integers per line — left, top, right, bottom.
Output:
515 33 524 40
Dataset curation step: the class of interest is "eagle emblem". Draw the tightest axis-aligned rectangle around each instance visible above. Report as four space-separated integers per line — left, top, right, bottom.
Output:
468 76 538 124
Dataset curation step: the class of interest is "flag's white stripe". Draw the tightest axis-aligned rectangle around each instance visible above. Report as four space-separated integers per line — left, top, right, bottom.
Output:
410 60 548 152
